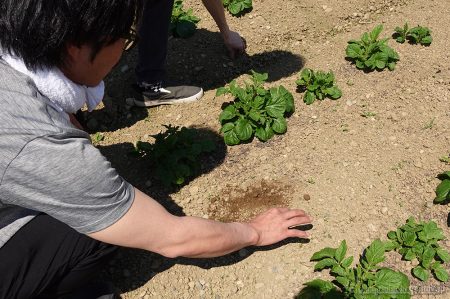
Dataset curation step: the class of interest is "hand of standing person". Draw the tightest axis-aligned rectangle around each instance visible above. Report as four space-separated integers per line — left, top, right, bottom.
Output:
202 0 247 59
222 30 246 59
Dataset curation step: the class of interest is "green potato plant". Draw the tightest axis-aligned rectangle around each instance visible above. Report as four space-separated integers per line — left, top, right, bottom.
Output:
222 0 252 16
299 239 411 299
133 125 215 187
296 68 342 105
385 217 450 282
346 25 400 71
170 0 200 38
216 71 295 146
394 23 432 45
434 171 450 204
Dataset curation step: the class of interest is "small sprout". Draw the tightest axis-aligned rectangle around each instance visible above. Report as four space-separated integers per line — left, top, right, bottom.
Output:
170 0 200 38
394 23 432 46
361 111 376 118
133 125 216 187
439 156 450 164
296 68 342 105
222 0 252 16
434 171 450 204
300 239 411 298
216 71 294 146
422 117 435 130
92 132 105 143
386 218 450 282
346 25 400 71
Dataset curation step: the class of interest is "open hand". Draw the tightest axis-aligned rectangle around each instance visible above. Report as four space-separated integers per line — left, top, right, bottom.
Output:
248 208 312 247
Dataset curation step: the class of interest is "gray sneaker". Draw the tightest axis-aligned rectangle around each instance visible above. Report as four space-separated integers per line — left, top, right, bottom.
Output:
127 84 203 107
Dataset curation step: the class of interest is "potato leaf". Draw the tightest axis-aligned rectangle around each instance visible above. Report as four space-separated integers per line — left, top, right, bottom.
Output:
311 247 337 261
413 266 429 281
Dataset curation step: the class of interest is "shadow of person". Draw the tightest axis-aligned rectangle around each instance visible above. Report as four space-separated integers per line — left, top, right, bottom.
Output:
108 235 311 293
96 126 226 207
165 29 305 91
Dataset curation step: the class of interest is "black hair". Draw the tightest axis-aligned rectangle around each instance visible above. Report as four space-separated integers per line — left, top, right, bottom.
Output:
0 0 143 70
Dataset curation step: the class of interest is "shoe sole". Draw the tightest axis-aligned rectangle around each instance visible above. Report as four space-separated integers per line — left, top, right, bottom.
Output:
126 88 204 107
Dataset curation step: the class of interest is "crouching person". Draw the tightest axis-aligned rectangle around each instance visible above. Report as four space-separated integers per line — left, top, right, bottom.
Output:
0 1 312 298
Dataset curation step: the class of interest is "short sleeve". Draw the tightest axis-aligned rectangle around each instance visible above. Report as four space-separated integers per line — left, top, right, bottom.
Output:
0 134 135 234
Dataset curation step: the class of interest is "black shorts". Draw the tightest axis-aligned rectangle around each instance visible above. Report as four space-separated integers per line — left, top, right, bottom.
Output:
0 214 117 299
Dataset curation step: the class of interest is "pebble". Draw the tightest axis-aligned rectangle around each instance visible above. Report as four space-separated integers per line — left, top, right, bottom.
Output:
303 194 311 201
381 207 388 214
188 282 195 289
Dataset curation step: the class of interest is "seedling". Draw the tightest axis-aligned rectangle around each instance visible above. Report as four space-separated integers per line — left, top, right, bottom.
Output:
170 0 200 38
296 68 342 105
92 132 105 144
439 156 450 164
361 111 376 118
422 117 435 130
299 239 411 298
434 171 450 204
216 71 294 146
222 0 252 16
133 125 215 187
394 23 409 44
385 217 450 282
394 23 432 45
346 25 400 71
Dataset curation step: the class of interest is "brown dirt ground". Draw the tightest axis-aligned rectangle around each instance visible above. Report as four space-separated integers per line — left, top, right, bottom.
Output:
89 0 450 298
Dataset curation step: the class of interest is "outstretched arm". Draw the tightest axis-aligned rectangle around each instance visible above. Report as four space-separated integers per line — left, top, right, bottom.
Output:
201 0 246 58
89 188 312 258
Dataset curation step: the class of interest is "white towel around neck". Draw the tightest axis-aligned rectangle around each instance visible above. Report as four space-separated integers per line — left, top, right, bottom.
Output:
3 54 104 114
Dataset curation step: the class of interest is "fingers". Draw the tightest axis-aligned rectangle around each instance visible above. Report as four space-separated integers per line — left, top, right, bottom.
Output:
285 216 312 228
285 228 309 239
282 209 308 219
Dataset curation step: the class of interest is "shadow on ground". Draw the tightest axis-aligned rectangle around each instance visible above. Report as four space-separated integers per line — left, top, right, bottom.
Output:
108 236 311 293
166 29 305 91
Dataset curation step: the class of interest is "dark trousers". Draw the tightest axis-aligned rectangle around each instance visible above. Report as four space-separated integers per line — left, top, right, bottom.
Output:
136 0 175 84
0 214 117 299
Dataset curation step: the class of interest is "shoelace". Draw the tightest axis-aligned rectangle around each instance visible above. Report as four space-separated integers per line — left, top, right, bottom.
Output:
139 81 162 93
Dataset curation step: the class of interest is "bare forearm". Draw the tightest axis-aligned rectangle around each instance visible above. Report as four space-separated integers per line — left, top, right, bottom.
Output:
166 217 259 258
89 188 311 259
89 188 258 258
201 0 230 37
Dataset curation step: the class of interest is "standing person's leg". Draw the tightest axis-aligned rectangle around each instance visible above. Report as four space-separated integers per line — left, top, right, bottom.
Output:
0 214 118 299
135 0 174 86
129 0 203 107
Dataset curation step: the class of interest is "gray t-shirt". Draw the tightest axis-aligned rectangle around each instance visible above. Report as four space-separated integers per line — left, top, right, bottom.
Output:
0 60 134 248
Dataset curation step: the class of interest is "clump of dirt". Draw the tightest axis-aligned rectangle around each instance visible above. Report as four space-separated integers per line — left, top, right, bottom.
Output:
208 180 292 222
